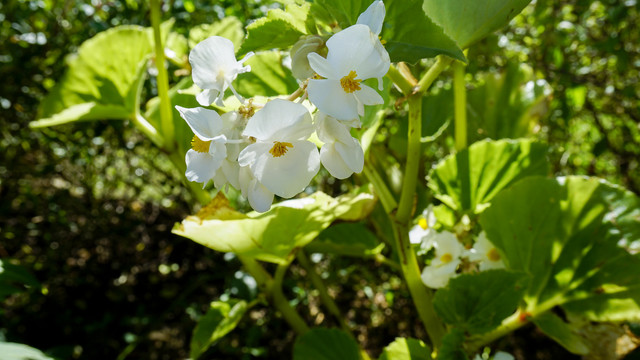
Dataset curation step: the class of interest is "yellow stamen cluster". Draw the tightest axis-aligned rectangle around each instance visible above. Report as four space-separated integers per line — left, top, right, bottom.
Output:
440 253 453 263
487 248 501 262
191 135 211 153
269 141 293 157
340 70 362 93
418 217 429 230
239 99 255 118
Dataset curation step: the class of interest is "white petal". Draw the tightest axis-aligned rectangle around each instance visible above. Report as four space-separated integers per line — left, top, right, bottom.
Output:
175 106 224 140
354 84 384 106
248 178 274 213
242 99 314 141
325 25 378 76
433 231 464 259
307 79 359 121
334 138 364 173
320 143 353 179
420 259 460 289
307 52 338 79
185 149 221 186
251 140 320 198
315 113 353 144
352 36 390 80
189 36 239 90
195 88 220 106
237 142 271 168
409 225 428 245
356 0 386 35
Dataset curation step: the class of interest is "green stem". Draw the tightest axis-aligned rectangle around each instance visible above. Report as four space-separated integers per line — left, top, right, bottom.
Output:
239 256 310 334
297 251 351 334
395 94 422 223
132 113 164 148
415 56 453 94
363 164 397 214
386 63 414 95
452 60 467 151
150 0 175 152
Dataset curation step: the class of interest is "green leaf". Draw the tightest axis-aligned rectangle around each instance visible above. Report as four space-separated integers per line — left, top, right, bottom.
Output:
427 138 549 214
422 0 532 49
189 17 245 50
173 192 376 264
35 26 155 124
311 0 369 29
0 342 54 360
239 2 310 55
379 338 431 360
383 0 465 63
305 222 384 257
0 259 40 301
190 299 248 359
479 176 640 322
437 329 468 360
434 270 528 334
233 51 300 97
532 312 589 355
293 328 360 360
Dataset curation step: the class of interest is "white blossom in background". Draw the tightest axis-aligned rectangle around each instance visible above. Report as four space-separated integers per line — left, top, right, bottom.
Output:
473 352 515 360
356 0 386 36
421 231 463 288
307 24 390 121
238 99 320 202
315 112 364 179
189 36 253 107
409 205 437 245
176 106 229 187
467 232 505 271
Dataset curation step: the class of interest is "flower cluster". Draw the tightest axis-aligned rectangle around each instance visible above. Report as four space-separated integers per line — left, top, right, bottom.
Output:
410 206 506 288
177 0 390 212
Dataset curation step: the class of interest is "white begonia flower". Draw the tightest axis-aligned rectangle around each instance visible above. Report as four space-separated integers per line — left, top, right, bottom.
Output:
176 106 228 187
315 112 364 179
211 111 247 190
189 36 253 107
409 205 437 245
467 232 505 271
356 0 386 36
421 231 463 288
307 24 390 121
237 99 320 199
238 166 274 213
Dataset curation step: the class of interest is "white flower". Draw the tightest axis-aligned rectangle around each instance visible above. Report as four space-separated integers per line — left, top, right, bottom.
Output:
357 0 386 36
211 111 247 190
307 24 390 121
409 205 437 245
315 112 364 179
237 99 320 199
176 106 229 187
238 165 274 213
467 232 505 271
189 36 253 106
421 231 463 288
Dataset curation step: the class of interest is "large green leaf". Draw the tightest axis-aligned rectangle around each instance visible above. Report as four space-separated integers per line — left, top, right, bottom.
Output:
427 138 549 214
173 192 375 264
292 328 360 360
311 0 369 29
233 51 300 97
422 0 532 49
383 0 465 63
437 329 468 360
378 338 431 360
0 343 54 360
0 259 40 301
189 17 245 50
239 2 310 55
532 312 589 355
304 222 384 257
34 26 155 125
190 299 248 359
434 270 528 334
479 176 640 323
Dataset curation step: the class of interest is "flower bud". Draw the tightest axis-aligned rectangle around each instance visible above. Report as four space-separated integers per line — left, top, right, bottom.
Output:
290 35 327 80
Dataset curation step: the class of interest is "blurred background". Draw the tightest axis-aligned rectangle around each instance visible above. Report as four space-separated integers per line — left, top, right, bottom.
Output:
0 0 639 359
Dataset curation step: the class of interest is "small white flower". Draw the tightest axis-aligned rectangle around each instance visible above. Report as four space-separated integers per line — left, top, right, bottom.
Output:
189 36 253 106
307 24 390 121
356 0 386 36
421 231 463 288
409 205 437 245
238 165 274 213
315 112 364 179
237 99 320 199
176 106 229 187
468 232 505 271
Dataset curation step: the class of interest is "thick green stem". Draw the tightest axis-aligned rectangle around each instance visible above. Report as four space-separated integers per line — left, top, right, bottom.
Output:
150 0 175 152
395 94 422 223
415 56 453 94
452 61 467 151
132 113 164 148
297 251 351 333
363 164 397 214
239 256 310 335
386 63 414 95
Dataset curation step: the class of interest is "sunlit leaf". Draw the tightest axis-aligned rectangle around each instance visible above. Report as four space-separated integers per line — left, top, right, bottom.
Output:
305 222 384 257
378 337 431 360
0 343 54 360
189 17 245 50
190 299 248 359
234 51 299 97
533 312 589 355
239 2 310 55
293 328 360 360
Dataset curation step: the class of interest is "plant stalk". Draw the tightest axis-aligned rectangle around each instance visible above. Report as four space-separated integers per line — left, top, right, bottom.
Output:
453 60 467 151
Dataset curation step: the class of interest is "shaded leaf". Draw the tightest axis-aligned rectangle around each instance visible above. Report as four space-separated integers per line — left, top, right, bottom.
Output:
305 222 384 257
437 329 468 360
293 328 360 360
533 312 589 355
0 259 40 301
190 299 248 359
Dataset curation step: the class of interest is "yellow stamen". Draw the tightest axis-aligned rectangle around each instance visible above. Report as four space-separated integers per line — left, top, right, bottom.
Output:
340 70 362 93
191 135 211 153
418 217 428 230
269 141 293 157
487 248 501 262
379 36 387 45
440 253 453 263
